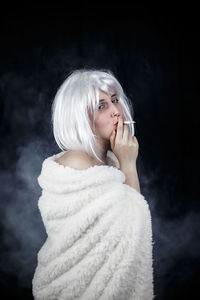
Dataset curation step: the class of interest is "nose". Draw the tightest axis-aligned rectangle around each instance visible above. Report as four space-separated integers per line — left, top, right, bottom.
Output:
111 111 120 118
111 106 121 118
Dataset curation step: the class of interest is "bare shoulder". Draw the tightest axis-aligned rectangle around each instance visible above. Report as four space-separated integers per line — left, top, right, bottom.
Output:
56 150 95 170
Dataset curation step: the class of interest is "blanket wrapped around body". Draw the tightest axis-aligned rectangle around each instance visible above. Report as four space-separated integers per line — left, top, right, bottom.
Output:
32 150 154 300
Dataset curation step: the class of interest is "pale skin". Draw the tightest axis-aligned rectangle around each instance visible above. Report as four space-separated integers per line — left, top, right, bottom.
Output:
90 89 141 193
89 89 124 165
57 89 141 193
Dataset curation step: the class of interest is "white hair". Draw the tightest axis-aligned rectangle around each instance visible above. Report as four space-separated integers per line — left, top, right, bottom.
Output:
52 68 135 164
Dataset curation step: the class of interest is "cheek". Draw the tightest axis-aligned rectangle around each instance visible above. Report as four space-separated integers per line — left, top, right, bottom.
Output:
119 105 123 115
94 117 109 134
95 120 105 131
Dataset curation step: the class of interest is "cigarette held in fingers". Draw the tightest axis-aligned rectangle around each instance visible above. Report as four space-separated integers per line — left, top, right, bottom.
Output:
123 121 136 124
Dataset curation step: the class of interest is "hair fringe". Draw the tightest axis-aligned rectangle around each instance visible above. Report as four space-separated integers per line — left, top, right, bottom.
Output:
52 68 134 164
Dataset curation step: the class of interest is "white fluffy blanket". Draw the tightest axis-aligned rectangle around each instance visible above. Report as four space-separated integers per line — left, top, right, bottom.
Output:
32 150 154 300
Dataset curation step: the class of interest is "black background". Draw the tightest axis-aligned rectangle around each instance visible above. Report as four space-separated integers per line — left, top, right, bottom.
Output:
0 3 199 299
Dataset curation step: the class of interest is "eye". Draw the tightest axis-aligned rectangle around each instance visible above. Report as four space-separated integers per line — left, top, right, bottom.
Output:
98 104 105 110
98 99 119 110
112 98 119 103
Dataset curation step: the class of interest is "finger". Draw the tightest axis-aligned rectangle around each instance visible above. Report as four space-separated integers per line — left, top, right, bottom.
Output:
132 135 138 147
129 131 134 142
115 116 123 141
110 130 115 149
123 124 130 143
133 135 138 143
128 128 134 143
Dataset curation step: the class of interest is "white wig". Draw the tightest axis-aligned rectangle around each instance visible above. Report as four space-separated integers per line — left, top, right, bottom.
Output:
52 68 135 164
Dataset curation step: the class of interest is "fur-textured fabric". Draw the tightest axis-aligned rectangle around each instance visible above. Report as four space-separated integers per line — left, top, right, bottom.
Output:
32 150 154 300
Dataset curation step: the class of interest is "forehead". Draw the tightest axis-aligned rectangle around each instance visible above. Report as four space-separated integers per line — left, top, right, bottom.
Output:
98 89 116 100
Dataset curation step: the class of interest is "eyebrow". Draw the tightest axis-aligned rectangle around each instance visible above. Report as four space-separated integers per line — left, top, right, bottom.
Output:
99 93 117 103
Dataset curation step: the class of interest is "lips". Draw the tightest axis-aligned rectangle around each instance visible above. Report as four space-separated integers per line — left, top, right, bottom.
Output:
114 122 118 126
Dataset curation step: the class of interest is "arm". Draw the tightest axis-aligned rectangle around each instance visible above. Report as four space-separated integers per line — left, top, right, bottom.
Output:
120 162 141 194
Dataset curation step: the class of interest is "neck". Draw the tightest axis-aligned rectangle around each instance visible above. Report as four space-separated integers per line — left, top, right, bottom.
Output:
92 137 110 166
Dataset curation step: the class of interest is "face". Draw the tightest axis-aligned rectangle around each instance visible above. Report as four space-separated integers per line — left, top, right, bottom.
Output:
89 89 124 141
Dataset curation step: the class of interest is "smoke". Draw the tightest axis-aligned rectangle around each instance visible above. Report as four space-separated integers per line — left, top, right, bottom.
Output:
0 23 199 299
0 138 199 296
140 170 200 298
0 140 49 288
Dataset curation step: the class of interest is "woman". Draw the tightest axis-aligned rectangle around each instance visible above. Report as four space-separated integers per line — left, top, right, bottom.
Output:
32 69 154 299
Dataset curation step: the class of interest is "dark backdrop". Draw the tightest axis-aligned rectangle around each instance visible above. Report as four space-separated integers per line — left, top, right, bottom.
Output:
0 3 199 300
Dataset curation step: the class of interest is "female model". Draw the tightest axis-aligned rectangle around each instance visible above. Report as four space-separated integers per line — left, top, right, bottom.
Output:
32 69 154 300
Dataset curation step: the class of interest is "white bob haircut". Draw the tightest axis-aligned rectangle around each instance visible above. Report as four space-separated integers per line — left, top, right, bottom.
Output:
52 68 135 164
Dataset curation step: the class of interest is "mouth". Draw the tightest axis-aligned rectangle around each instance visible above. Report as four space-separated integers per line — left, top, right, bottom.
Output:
114 122 118 127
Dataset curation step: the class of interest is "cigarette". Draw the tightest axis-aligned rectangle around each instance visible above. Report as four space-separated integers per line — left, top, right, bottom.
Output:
123 121 136 124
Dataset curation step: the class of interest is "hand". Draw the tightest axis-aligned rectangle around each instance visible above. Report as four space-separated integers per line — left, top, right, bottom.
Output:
110 116 139 167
